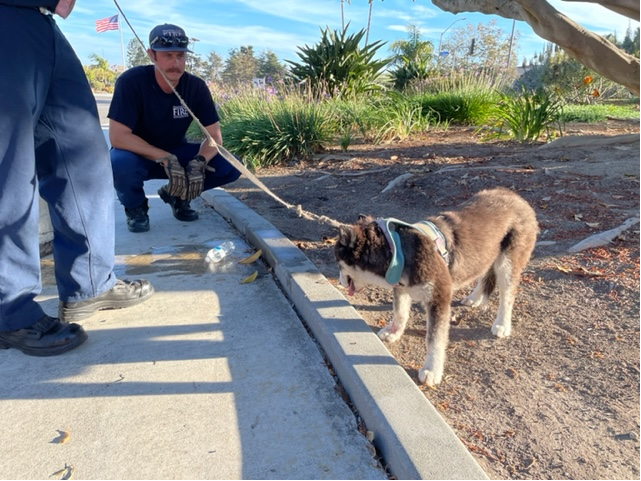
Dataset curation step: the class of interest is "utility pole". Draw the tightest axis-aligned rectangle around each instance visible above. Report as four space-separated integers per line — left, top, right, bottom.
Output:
506 19 516 67
437 17 466 70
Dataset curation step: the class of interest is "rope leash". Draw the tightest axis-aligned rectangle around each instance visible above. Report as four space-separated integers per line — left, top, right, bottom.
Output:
112 0 345 230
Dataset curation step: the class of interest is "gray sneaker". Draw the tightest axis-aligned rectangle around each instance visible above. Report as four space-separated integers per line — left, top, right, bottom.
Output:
59 279 155 322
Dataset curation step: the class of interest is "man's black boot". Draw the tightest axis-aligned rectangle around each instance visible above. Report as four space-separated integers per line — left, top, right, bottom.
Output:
158 185 198 221
0 315 87 356
125 199 150 232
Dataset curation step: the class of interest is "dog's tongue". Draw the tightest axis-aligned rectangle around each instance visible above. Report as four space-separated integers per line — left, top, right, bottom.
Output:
348 278 355 296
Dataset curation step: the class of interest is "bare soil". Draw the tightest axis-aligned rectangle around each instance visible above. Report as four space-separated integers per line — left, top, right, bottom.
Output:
224 119 640 480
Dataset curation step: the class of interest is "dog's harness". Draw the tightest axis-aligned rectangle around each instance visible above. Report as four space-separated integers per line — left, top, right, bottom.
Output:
375 217 450 285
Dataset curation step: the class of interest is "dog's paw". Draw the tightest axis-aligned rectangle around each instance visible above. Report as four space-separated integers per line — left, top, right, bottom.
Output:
491 322 511 338
418 368 442 387
461 293 488 309
378 323 403 343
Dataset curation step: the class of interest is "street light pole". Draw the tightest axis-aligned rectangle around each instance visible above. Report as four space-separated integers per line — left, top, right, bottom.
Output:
437 17 466 70
190 37 200 55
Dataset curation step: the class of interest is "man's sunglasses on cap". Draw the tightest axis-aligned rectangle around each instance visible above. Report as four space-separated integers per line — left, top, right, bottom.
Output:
151 35 190 49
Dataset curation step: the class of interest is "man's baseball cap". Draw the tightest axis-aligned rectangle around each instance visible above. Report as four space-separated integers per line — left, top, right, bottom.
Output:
149 24 193 52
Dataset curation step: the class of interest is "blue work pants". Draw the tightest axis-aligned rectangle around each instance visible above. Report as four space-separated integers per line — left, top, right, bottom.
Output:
0 7 116 330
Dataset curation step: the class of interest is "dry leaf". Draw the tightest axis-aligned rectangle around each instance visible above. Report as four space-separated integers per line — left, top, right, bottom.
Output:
50 466 67 477
240 271 258 284
50 464 74 480
51 430 70 444
61 465 74 480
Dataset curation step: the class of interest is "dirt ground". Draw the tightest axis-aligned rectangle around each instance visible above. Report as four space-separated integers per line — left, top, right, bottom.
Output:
223 119 640 480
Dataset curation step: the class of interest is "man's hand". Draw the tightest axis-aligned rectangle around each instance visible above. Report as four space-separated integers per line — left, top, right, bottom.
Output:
55 0 76 18
157 154 187 199
185 155 208 201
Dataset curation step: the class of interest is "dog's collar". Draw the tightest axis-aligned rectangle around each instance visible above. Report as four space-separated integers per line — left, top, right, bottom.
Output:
376 217 449 285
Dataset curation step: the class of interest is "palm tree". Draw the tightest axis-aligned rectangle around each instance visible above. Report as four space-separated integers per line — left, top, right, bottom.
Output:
389 25 435 90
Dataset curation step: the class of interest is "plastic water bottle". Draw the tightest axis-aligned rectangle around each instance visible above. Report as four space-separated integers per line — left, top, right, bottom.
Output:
206 241 236 263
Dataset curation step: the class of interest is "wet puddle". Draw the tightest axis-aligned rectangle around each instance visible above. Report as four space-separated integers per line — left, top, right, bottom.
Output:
40 240 255 283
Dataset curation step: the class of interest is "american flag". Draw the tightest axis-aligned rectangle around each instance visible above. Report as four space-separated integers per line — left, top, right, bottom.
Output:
95 15 119 33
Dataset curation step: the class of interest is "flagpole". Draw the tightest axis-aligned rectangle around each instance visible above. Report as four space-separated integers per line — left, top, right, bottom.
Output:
119 22 125 70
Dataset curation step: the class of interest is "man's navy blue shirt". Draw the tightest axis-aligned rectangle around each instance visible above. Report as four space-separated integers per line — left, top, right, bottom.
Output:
108 65 219 151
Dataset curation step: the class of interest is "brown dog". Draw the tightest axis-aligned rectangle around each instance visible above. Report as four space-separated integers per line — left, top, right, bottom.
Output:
335 187 539 386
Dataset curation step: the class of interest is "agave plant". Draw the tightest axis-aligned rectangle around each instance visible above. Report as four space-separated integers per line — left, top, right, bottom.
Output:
286 24 390 98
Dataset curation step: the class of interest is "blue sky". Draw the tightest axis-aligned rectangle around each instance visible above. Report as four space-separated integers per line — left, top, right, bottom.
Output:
57 0 639 69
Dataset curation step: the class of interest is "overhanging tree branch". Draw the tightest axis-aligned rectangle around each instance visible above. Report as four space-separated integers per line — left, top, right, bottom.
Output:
430 0 640 96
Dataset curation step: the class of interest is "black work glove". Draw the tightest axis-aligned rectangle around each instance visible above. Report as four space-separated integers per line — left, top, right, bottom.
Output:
185 155 208 201
158 154 187 198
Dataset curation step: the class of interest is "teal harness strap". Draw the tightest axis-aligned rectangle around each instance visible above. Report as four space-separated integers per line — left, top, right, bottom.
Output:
376 217 450 286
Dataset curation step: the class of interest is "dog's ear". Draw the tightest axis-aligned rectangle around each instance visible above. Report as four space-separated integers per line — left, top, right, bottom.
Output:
337 225 355 248
357 214 374 225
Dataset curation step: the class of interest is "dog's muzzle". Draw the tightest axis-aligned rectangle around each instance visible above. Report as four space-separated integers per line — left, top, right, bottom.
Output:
339 271 357 296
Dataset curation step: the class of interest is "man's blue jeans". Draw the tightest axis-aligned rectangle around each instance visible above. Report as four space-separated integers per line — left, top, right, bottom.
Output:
111 144 243 209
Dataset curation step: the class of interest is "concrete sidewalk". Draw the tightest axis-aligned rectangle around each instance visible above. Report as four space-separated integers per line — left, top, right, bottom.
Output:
1 180 487 480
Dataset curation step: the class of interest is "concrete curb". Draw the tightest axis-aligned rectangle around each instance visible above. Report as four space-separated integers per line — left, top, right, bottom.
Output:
202 188 488 480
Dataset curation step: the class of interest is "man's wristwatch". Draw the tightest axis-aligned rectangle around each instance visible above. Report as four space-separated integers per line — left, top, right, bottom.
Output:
194 155 206 163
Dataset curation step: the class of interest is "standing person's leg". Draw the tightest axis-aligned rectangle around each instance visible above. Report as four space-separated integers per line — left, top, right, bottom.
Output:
0 7 86 355
36 19 116 302
34 16 154 323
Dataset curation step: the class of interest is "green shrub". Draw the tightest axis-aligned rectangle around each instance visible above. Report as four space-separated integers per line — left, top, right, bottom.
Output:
219 90 333 169
369 93 429 141
410 70 504 125
559 103 640 123
495 88 563 142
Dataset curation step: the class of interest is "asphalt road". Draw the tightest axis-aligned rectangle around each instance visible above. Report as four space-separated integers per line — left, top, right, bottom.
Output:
93 92 112 126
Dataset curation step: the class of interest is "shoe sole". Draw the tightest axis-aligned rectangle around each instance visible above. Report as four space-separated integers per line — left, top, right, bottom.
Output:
0 329 88 357
60 285 155 323
127 223 150 233
158 188 199 222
